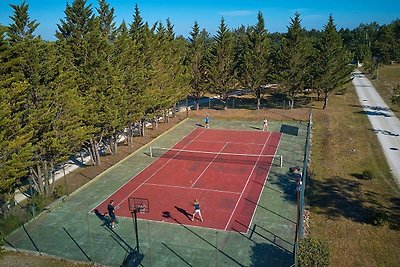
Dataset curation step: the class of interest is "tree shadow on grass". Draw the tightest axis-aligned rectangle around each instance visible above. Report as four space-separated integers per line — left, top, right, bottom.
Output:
308 176 400 229
388 197 400 230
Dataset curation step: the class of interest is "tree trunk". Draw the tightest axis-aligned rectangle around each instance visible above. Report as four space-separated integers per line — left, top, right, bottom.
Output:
166 109 170 123
30 165 43 195
49 161 56 197
172 103 177 117
109 133 118 155
289 98 294 109
30 161 56 197
140 119 145 137
89 138 101 166
323 93 328 109
256 88 261 110
126 126 133 147
154 116 158 129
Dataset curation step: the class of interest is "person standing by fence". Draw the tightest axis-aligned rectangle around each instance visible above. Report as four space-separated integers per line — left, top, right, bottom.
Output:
262 118 268 131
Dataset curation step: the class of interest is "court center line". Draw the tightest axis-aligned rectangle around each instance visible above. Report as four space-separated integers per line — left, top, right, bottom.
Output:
145 182 241 195
191 142 229 188
115 128 207 208
224 132 272 230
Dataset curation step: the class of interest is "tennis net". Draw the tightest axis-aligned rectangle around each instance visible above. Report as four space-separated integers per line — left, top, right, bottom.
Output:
149 146 283 167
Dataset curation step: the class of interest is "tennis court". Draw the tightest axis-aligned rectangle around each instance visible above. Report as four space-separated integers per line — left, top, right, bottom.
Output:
5 118 304 266
95 128 282 233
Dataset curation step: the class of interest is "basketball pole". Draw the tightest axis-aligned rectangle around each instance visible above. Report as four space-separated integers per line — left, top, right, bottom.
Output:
131 210 140 253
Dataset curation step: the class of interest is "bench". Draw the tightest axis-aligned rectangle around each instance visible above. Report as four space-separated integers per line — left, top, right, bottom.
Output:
44 195 67 212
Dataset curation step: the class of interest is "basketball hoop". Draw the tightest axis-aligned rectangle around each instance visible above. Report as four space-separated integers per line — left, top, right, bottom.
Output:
138 204 146 214
128 197 149 214
128 197 150 254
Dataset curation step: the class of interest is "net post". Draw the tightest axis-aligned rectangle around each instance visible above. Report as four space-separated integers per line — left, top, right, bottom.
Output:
280 155 283 168
150 147 153 158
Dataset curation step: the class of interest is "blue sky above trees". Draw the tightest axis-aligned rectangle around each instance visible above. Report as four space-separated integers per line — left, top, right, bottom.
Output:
1 0 399 40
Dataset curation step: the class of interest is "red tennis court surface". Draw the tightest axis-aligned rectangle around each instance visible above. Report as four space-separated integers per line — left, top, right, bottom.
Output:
95 128 282 233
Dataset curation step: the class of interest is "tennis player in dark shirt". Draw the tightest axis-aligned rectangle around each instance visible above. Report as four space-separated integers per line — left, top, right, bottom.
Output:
106 200 117 229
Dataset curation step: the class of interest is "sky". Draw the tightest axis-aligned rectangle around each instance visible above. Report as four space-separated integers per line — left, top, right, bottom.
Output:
0 0 399 40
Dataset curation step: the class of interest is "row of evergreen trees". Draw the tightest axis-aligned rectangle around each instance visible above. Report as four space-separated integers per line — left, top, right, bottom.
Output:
0 0 357 202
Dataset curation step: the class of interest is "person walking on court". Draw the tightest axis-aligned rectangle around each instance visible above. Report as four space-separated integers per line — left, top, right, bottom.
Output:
191 199 203 222
262 118 268 131
205 115 210 128
105 200 117 229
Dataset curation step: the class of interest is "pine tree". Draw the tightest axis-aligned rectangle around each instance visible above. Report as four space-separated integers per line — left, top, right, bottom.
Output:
113 21 148 144
188 21 209 110
129 4 144 42
96 0 116 41
208 18 236 109
7 1 39 42
56 0 94 40
147 20 189 123
236 12 270 109
276 12 310 108
0 25 34 207
314 15 352 109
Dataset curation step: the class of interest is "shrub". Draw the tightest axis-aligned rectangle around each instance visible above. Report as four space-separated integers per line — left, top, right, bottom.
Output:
30 194 47 213
298 237 331 267
0 231 4 246
372 210 387 226
362 170 375 180
0 213 26 235
52 185 65 199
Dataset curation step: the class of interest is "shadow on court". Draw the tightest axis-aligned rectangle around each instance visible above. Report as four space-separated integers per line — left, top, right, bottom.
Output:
174 206 192 221
231 221 294 255
162 211 245 266
249 242 293 267
244 198 296 225
250 126 262 131
94 209 111 227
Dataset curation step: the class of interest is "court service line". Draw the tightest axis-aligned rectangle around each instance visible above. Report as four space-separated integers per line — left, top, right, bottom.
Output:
191 142 229 188
224 132 272 230
145 182 241 195
116 128 208 207
192 139 267 146
246 133 283 234
93 127 201 210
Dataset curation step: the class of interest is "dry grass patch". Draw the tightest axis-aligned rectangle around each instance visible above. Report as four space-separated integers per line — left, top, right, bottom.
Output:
309 83 400 266
368 64 400 118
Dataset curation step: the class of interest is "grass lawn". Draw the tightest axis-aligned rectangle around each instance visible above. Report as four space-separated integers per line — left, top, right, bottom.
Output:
368 64 400 118
309 71 400 266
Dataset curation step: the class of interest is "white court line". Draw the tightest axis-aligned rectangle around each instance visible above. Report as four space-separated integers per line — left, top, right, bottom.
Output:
191 143 229 188
116 128 207 207
90 128 204 210
224 132 272 230
192 139 267 146
245 132 283 234
145 182 241 195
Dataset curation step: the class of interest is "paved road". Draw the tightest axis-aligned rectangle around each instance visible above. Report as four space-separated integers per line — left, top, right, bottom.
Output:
352 70 400 187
